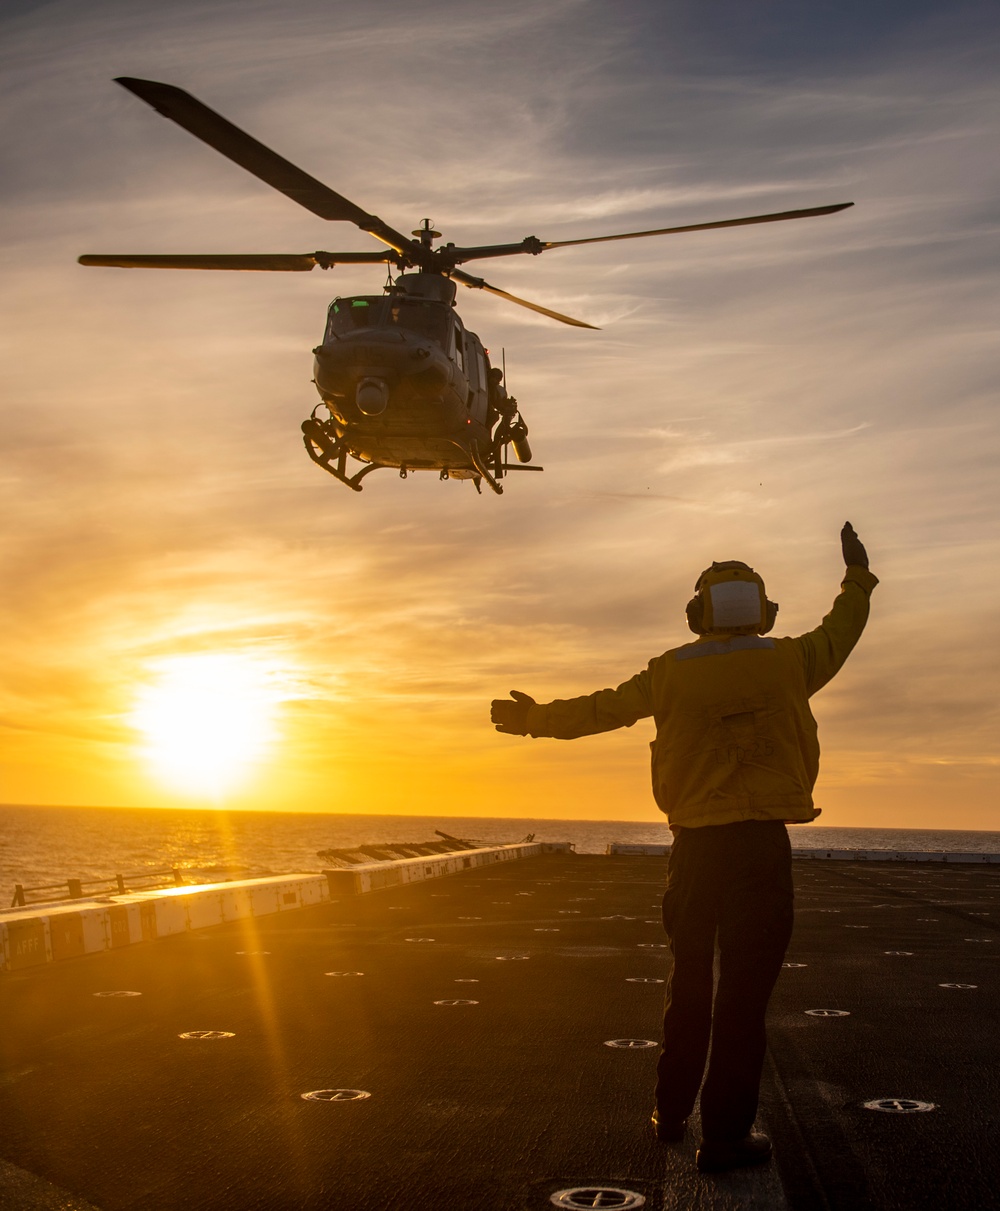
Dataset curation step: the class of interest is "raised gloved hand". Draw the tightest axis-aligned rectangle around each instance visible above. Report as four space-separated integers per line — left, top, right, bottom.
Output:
491 690 536 735
841 521 869 569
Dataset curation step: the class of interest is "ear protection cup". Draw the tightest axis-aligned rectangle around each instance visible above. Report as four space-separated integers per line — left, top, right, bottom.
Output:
761 599 779 634
685 593 707 635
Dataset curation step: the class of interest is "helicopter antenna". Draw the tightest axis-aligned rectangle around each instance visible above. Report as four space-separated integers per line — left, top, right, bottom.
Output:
501 348 509 466
412 218 441 250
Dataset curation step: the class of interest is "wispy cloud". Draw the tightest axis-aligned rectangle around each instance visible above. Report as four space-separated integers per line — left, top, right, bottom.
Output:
1 0 998 823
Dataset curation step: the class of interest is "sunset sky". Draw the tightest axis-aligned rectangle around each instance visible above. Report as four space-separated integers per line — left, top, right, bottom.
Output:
2 0 998 829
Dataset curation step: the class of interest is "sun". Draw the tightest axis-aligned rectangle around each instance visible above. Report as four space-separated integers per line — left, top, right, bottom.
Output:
130 654 282 799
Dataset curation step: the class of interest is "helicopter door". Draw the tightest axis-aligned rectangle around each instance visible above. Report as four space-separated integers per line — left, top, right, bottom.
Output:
466 339 489 425
452 324 465 374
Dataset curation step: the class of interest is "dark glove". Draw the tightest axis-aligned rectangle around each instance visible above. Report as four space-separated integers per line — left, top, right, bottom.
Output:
841 521 869 569
491 690 536 735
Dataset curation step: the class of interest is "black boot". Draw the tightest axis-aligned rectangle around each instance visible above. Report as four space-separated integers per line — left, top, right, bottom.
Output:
650 1109 687 1142
696 1132 772 1172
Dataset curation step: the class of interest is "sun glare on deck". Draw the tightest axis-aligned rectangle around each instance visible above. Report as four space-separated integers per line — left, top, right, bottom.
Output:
130 654 281 799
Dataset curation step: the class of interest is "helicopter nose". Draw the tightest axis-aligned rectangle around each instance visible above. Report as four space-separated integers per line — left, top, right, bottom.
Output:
356 376 390 416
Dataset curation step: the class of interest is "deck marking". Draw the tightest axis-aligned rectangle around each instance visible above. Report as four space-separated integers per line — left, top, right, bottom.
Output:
495 954 529 960
626 977 664 984
405 938 435 942
884 951 913 956
604 1038 657 1048
939 982 977 989
301 1089 371 1102
805 1009 850 1017
433 999 478 1005
179 1030 235 1039
325 971 364 976
454 978 479 983
863 1098 935 1113
783 962 807 968
550 1188 645 1209
93 991 141 997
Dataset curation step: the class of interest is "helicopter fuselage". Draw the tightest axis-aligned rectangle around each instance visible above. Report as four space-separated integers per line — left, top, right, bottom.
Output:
302 272 532 492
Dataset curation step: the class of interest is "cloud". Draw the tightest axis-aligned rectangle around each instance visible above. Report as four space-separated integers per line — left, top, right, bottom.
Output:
1 0 998 822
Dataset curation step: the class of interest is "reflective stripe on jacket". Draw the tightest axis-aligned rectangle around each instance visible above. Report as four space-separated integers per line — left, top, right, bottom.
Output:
524 566 879 829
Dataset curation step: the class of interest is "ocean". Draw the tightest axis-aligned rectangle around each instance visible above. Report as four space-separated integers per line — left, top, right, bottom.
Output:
3 803 1000 898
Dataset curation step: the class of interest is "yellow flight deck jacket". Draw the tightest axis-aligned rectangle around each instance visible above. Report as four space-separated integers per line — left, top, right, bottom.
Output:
524 566 879 829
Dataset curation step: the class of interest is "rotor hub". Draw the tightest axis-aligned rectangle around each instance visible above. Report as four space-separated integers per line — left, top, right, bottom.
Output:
412 218 442 249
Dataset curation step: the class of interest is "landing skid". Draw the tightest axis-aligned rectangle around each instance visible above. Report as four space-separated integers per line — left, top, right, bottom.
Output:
469 439 503 495
301 418 385 491
301 414 541 494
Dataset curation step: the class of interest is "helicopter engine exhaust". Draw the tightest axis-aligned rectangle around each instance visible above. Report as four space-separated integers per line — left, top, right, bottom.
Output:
509 418 532 464
356 376 389 416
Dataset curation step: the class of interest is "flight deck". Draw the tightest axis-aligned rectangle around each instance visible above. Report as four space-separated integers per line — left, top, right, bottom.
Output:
1 852 997 1211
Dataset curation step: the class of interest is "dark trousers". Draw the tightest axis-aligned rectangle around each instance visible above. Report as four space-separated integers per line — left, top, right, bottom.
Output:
654 820 794 1142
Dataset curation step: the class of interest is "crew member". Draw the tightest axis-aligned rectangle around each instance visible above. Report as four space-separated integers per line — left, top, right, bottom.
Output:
491 523 877 1173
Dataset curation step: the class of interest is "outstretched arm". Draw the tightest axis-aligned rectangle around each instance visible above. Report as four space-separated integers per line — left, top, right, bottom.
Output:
798 520 879 696
491 668 654 739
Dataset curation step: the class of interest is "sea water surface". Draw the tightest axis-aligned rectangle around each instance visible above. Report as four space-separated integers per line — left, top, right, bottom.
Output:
3 803 1000 896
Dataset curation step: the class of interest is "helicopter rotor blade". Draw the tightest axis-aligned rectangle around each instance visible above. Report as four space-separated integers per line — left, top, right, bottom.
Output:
533 202 854 251
78 251 395 271
451 268 598 329
444 203 853 265
114 78 416 255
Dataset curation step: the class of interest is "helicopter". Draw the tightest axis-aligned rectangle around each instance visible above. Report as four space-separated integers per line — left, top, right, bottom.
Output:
80 78 853 495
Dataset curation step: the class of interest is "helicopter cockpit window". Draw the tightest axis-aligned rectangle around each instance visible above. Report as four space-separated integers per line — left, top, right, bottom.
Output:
385 298 449 344
325 297 383 340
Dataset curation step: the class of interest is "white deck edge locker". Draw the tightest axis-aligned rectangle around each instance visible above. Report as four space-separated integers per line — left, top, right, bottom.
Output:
0 842 572 973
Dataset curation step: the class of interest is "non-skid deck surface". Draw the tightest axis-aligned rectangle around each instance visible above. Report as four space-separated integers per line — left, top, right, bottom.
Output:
1 854 997 1210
